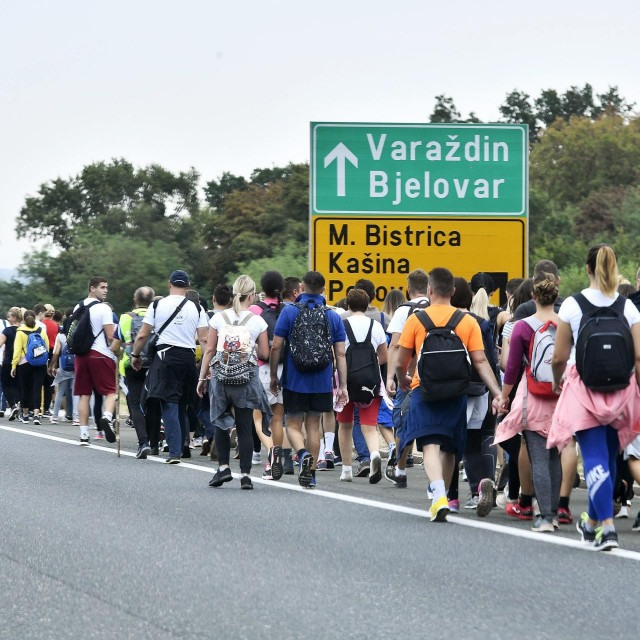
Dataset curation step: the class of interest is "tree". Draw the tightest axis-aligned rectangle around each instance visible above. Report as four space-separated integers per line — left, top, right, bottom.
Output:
204 172 248 209
562 83 596 120
499 90 538 142
16 159 199 250
530 114 640 205
595 86 636 117
535 89 563 127
429 95 461 123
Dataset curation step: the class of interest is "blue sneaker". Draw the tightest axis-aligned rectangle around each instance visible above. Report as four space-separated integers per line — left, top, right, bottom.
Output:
306 476 316 490
298 452 314 487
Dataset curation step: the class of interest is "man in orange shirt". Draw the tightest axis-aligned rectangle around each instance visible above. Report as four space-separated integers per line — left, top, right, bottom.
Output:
396 268 501 522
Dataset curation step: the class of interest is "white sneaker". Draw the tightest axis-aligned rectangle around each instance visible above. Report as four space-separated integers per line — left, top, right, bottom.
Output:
615 505 629 519
193 437 203 448
252 451 262 465
340 469 353 482
496 486 509 509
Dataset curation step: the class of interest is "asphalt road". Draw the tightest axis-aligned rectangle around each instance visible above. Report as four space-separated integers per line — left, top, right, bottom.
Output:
1 419 639 640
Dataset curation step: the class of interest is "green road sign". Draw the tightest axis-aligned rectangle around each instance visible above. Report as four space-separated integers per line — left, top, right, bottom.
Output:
311 123 528 217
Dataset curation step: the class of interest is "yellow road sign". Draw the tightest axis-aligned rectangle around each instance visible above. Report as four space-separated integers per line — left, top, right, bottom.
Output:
312 217 527 305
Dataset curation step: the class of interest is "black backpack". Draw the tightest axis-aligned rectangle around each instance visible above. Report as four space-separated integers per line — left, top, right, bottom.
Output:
344 318 381 404
416 309 471 402
257 300 285 363
67 300 103 356
467 312 498 397
288 301 333 372
574 293 634 392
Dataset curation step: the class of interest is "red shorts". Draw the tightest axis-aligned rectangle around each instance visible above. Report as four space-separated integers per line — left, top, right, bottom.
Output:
74 350 117 396
337 396 382 425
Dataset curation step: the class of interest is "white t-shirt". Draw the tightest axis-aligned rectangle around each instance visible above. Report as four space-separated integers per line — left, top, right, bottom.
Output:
343 315 387 350
210 310 268 354
386 296 429 335
143 295 208 349
73 297 115 359
558 288 640 365
0 319 8 361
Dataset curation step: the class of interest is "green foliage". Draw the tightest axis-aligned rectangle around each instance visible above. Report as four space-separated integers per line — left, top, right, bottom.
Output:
226 239 308 287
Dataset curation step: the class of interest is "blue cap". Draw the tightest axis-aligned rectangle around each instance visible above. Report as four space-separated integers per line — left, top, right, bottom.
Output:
170 270 190 287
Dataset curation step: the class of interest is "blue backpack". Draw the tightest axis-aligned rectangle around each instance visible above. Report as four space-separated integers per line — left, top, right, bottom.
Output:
60 342 75 372
22 328 48 366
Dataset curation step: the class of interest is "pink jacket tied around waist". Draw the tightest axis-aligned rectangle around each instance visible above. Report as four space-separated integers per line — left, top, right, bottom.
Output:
546 365 640 451
494 379 557 445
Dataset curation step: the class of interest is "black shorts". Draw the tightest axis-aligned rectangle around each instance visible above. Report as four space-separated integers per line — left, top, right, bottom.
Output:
415 434 458 454
283 388 333 417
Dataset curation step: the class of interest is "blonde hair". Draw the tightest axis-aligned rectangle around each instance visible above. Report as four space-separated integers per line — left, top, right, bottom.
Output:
587 244 618 297
232 275 256 314
470 287 490 320
8 307 22 323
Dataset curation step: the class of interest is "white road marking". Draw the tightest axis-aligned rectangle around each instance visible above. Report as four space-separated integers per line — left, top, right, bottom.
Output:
2 424 639 562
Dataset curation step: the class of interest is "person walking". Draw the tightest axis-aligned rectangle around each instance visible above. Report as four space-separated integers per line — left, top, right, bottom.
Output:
131 270 208 464
11 310 49 424
198 275 273 490
549 244 640 551
269 271 348 489
0 307 23 420
119 286 156 459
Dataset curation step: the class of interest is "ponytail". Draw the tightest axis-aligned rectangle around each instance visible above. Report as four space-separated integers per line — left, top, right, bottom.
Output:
470 287 490 320
587 244 618 297
232 275 256 314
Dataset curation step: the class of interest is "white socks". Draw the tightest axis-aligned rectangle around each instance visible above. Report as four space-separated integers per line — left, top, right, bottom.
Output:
80 426 89 438
324 432 335 452
103 411 113 422
429 479 446 501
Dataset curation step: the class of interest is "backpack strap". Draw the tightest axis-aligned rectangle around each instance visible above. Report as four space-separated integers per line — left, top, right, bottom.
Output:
573 293 596 315
416 309 436 332
156 298 188 337
238 313 253 327
220 311 231 326
444 309 465 331
343 318 358 345
611 294 627 314
522 316 544 332
366 318 374 344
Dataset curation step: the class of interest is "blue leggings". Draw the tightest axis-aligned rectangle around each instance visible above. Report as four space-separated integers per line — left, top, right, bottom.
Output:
576 425 618 522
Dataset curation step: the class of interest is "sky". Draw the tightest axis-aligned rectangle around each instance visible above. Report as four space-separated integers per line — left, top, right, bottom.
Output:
1 0 639 270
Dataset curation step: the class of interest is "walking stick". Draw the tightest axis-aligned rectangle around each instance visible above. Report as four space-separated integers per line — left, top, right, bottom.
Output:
115 354 121 457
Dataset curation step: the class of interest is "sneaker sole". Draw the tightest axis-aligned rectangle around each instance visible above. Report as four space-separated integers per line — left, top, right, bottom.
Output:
631 526 640 532
532 524 555 533
340 475 353 482
384 474 399 486
270 446 284 481
431 505 450 523
476 479 495 518
209 472 233 487
137 447 151 460
298 454 314 487
369 457 382 484
241 482 254 490
594 540 618 551
80 441 90 446
99 417 117 443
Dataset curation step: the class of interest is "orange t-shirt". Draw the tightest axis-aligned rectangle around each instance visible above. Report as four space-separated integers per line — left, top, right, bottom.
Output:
398 304 484 390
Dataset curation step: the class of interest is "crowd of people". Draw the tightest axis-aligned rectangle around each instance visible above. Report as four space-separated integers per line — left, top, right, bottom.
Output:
2 243 640 551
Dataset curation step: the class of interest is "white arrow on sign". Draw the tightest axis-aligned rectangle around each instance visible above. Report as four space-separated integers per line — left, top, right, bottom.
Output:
324 143 358 197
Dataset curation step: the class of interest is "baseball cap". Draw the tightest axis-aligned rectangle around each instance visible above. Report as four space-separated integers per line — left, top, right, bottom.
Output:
169 270 190 287
43 303 55 316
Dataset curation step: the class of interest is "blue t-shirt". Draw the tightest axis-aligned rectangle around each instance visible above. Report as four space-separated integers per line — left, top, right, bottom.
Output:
274 293 346 393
